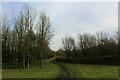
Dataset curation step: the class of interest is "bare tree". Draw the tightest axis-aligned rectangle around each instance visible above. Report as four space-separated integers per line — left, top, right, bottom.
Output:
36 11 54 68
96 31 109 45
14 4 36 68
14 11 25 68
62 36 75 59
23 4 36 68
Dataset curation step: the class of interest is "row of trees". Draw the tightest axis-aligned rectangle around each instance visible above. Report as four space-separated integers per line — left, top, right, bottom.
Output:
59 31 118 58
2 4 54 69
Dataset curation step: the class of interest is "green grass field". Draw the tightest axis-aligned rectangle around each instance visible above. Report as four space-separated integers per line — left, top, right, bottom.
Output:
2 61 119 78
2 61 61 78
62 63 119 78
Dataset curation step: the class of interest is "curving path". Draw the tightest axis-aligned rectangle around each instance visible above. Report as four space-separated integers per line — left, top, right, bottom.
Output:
47 58 77 78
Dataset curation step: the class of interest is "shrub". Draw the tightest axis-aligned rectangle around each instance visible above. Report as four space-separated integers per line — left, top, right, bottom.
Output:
55 55 118 66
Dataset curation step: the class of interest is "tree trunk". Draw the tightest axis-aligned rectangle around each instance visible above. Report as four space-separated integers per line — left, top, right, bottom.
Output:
40 53 43 69
38 52 40 64
17 57 20 68
22 54 25 69
26 53 29 68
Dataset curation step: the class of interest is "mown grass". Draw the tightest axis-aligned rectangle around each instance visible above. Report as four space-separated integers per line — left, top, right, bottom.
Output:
2 61 61 78
2 61 119 78
62 63 118 78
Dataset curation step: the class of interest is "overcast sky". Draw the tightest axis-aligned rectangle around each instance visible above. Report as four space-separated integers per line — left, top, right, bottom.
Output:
1 2 118 51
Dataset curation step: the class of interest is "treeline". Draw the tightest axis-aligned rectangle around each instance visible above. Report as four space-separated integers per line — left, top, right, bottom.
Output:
2 4 54 69
56 32 119 65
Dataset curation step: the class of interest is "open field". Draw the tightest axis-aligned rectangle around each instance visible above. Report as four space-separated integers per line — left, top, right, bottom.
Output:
2 61 119 78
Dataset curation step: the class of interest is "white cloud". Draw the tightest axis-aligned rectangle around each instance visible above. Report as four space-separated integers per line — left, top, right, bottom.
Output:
101 16 117 29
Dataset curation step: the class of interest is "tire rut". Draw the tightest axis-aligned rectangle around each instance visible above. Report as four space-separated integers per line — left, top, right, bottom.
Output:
54 62 76 78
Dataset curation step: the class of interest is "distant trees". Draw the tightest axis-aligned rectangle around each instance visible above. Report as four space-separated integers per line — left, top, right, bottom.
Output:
61 31 118 58
59 31 118 65
2 4 54 69
62 36 75 59
76 33 97 57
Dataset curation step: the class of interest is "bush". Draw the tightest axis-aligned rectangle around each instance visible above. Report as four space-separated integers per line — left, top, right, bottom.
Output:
55 55 119 66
